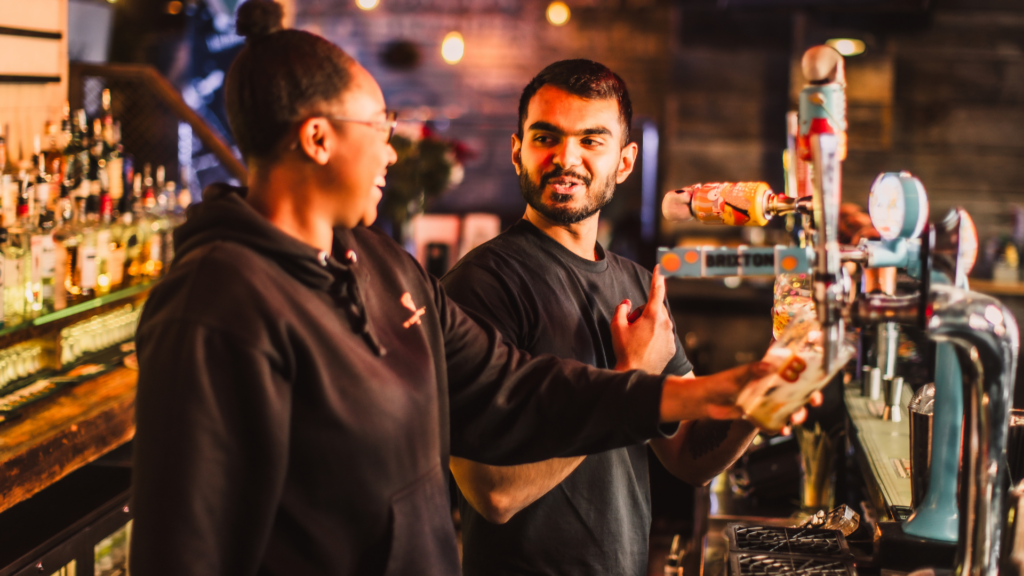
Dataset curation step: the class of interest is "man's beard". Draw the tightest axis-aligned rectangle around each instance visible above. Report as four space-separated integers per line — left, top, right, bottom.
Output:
519 165 616 225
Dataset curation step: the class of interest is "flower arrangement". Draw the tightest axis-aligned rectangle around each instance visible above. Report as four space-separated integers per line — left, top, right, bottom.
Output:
380 123 471 230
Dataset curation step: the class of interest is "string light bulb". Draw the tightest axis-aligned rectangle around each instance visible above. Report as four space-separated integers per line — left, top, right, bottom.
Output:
546 2 570 26
825 38 866 57
356 0 380 10
441 32 465 65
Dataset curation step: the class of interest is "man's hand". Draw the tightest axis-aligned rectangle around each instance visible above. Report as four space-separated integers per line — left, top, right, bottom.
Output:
659 362 825 428
611 266 676 374
662 187 695 222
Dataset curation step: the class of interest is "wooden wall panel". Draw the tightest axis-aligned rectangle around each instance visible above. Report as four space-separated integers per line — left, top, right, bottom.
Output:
0 0 67 169
0 36 63 77
0 0 61 31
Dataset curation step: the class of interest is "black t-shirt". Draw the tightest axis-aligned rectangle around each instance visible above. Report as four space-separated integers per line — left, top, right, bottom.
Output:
442 220 692 576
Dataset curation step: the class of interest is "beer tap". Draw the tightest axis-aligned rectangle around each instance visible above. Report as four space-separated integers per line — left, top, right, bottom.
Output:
657 43 1019 575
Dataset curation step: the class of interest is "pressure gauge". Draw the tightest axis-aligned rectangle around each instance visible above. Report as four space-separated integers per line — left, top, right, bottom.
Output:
868 172 929 241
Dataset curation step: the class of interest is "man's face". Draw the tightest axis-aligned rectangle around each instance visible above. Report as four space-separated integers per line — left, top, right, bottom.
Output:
513 85 637 226
317 64 395 228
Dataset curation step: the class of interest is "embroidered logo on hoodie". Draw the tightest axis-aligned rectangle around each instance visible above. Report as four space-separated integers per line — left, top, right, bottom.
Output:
401 292 426 328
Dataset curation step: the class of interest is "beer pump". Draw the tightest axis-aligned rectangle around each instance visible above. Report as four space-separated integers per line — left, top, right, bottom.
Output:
657 44 1018 575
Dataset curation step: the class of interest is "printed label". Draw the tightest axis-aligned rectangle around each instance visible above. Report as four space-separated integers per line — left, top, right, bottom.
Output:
108 246 125 287
149 234 162 266
53 245 67 310
31 235 56 283
79 246 98 290
779 355 808 383
96 230 111 265
4 256 21 291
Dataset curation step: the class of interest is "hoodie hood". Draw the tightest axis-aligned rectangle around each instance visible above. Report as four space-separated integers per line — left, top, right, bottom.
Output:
173 183 385 354
174 183 337 291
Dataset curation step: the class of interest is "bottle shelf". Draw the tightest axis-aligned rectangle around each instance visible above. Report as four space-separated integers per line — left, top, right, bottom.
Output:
0 281 154 339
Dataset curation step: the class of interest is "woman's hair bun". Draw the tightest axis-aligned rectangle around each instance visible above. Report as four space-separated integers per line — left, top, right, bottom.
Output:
236 0 284 40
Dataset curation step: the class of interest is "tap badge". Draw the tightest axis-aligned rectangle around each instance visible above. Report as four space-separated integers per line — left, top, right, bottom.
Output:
401 292 426 328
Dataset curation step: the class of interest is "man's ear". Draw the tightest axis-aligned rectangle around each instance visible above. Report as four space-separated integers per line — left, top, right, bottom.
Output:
297 117 333 165
616 141 639 184
511 133 523 176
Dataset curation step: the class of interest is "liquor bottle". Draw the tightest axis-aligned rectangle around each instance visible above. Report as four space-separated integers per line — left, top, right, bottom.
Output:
104 117 124 204
95 194 114 295
31 210 57 313
122 173 146 286
177 166 193 213
51 182 73 311
54 189 96 304
139 165 163 278
1 181 27 325
0 227 5 328
80 194 102 299
59 102 72 151
151 166 175 272
43 121 63 183
73 110 91 199
0 129 17 228
161 179 183 269
107 194 129 292
14 180 40 318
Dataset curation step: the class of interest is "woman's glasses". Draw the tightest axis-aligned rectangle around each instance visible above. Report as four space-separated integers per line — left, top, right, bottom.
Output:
325 110 398 144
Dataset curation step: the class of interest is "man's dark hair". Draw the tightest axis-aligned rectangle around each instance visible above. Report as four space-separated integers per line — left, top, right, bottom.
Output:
517 59 633 146
225 0 355 161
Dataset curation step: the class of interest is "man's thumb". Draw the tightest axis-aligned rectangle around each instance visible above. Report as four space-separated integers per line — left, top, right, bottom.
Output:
748 361 774 380
613 299 632 327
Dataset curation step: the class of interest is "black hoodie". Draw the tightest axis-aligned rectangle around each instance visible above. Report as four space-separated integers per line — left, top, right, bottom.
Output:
130 185 668 576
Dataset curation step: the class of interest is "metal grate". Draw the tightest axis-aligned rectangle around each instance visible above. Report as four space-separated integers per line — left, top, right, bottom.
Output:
731 553 857 576
727 526 850 557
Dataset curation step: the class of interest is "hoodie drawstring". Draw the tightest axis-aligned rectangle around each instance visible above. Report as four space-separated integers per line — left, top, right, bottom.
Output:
329 264 386 356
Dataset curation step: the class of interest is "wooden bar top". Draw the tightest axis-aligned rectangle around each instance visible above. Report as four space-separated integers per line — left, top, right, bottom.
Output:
0 368 137 513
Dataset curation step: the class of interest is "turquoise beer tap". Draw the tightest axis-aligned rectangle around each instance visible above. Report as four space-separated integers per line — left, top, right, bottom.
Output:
858 171 962 543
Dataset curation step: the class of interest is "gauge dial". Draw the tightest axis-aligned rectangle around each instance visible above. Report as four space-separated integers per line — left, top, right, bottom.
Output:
868 172 929 241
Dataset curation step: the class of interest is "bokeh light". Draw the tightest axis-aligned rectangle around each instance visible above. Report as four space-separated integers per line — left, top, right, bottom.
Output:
825 38 866 57
441 32 465 64
546 2 570 26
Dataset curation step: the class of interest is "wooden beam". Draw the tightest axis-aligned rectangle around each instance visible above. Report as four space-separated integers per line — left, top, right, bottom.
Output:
70 63 249 183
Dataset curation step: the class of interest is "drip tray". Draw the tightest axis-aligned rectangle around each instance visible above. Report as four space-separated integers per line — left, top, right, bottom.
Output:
726 525 857 576
730 552 857 576
727 525 851 557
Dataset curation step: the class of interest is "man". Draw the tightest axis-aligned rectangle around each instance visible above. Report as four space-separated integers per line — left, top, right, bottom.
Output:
129 5 776 576
443 60 815 576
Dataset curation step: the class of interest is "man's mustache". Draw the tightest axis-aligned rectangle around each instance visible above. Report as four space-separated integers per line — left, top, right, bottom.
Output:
540 168 592 189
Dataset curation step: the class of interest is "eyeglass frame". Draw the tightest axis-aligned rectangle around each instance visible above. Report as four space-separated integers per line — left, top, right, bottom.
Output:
320 110 398 143
287 110 398 152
